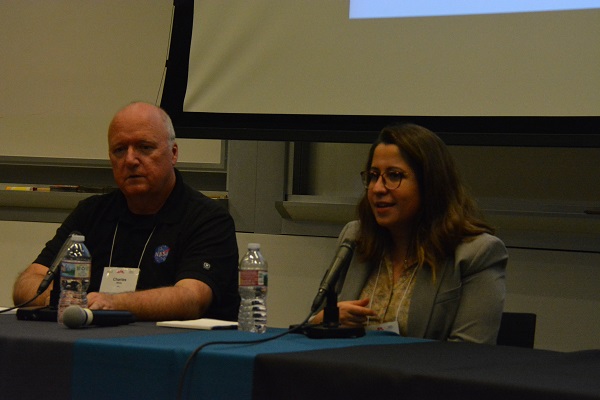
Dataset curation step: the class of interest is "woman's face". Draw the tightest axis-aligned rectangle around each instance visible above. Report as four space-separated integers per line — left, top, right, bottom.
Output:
367 144 421 234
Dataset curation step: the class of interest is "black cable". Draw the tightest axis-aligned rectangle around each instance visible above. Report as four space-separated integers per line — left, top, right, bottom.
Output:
0 293 41 314
155 4 175 106
176 313 312 400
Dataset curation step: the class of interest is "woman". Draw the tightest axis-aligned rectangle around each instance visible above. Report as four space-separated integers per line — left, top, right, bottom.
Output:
312 123 507 344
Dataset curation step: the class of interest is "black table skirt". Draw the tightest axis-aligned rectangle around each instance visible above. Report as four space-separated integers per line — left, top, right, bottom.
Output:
2 314 599 400
253 342 600 400
0 315 167 400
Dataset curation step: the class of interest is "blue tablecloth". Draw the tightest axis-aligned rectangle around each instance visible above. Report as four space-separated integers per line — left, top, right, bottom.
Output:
72 328 426 399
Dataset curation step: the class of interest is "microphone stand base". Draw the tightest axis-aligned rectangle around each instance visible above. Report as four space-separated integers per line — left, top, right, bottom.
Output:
302 323 365 339
16 306 57 322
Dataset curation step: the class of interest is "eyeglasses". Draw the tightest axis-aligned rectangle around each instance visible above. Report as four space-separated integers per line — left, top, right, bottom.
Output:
360 170 405 190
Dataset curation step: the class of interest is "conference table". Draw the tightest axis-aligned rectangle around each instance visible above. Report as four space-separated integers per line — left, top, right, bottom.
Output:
1 314 599 400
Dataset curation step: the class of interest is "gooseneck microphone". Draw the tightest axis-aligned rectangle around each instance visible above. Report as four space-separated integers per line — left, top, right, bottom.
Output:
311 240 356 313
301 239 363 339
62 305 136 329
36 231 80 295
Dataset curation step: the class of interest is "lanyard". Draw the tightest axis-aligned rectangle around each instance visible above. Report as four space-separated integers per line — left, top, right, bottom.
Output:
367 257 418 324
108 222 156 269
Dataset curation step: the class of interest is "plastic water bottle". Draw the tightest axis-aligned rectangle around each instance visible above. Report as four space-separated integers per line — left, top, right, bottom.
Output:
238 243 268 333
57 234 91 324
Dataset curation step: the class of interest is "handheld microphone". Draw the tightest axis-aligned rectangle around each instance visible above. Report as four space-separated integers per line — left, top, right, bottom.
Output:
36 231 80 295
311 240 356 313
62 305 136 329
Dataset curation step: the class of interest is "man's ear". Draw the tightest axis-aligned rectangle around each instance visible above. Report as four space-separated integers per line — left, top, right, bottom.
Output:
171 142 179 165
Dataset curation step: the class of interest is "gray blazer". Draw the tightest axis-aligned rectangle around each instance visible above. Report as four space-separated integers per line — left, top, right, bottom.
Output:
338 221 508 344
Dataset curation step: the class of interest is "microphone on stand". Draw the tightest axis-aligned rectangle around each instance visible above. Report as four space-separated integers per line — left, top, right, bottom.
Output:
303 240 365 339
37 231 80 295
62 305 136 328
311 240 356 313
17 232 81 322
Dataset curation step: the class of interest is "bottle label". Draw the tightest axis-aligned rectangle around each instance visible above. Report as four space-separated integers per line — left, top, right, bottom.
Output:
239 270 268 287
61 261 91 278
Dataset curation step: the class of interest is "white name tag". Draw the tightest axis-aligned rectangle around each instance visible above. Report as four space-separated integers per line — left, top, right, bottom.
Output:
99 267 139 294
365 321 400 335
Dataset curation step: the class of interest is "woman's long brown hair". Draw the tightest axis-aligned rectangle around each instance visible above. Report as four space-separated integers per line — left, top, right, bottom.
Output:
356 123 494 274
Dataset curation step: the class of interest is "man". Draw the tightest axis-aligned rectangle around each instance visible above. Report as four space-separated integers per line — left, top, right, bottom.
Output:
12 102 240 321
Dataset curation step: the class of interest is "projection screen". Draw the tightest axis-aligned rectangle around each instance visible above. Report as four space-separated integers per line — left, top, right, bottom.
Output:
161 0 600 146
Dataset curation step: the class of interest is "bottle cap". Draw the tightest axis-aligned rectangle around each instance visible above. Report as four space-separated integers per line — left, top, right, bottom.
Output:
71 234 85 242
247 243 260 250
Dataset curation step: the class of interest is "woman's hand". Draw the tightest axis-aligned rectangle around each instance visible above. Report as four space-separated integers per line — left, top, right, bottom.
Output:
311 298 378 326
338 298 378 327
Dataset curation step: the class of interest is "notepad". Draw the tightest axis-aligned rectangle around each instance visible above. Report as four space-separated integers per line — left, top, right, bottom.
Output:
156 318 238 330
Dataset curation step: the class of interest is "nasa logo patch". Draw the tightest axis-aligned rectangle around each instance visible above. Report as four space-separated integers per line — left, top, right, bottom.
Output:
154 245 170 264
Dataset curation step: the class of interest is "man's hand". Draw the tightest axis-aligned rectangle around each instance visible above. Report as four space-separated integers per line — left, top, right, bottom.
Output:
87 292 116 310
84 279 213 321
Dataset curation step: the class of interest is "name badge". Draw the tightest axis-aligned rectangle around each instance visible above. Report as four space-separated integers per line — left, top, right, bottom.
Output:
365 321 400 335
99 267 140 294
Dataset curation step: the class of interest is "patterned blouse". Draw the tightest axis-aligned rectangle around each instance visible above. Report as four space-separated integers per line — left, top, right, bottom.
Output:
360 255 418 336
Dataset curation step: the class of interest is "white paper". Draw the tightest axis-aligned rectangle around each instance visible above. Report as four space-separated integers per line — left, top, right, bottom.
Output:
156 318 238 330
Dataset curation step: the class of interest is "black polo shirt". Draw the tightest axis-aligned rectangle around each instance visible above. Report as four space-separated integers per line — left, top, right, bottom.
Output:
35 169 240 321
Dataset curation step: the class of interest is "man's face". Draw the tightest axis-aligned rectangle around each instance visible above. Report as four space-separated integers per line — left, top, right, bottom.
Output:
108 105 178 199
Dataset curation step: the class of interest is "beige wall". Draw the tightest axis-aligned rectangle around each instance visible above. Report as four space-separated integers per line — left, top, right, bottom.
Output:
0 0 220 165
2 220 599 352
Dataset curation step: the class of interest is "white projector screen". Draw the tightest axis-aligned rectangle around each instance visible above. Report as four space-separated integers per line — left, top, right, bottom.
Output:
161 0 600 146
350 1 600 19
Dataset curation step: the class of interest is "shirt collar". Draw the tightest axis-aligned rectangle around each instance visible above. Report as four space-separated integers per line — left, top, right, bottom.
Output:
111 168 186 225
